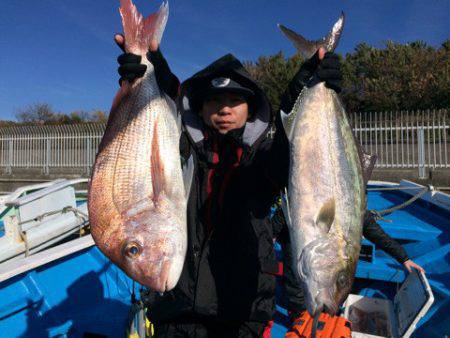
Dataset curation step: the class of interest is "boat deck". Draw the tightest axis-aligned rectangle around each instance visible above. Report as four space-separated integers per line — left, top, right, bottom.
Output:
0 181 448 337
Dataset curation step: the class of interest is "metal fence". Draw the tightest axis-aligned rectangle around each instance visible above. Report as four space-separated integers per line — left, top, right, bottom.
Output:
0 109 448 177
0 124 105 174
350 109 449 177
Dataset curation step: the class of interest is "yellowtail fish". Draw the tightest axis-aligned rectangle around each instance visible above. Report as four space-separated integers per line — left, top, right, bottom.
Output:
278 13 375 338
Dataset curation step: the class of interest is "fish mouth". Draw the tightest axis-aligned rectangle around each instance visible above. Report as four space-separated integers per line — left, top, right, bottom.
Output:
318 289 339 315
143 259 172 292
308 289 338 317
137 258 180 292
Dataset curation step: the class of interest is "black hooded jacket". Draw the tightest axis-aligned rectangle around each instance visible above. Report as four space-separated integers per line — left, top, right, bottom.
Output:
144 54 284 324
143 53 409 324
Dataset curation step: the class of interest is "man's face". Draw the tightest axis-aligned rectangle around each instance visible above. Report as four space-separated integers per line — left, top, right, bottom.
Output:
201 92 249 134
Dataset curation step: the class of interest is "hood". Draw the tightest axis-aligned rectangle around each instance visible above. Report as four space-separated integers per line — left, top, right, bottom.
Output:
180 54 272 147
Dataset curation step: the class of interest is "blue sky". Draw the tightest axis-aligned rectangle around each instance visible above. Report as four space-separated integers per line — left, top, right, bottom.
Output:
0 0 448 121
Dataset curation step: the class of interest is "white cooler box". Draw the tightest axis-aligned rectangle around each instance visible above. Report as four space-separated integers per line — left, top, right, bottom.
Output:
343 270 434 338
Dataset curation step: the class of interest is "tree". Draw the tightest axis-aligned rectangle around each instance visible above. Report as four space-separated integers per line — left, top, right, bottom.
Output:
89 110 108 123
14 103 59 124
342 40 450 112
244 40 449 113
245 52 304 112
13 103 108 125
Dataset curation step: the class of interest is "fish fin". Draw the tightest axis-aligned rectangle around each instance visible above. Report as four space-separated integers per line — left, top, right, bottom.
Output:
281 188 292 228
119 0 169 55
315 199 335 233
176 112 182 133
352 130 377 186
361 152 377 186
182 155 194 199
162 92 180 132
278 12 345 59
151 122 166 196
280 109 295 142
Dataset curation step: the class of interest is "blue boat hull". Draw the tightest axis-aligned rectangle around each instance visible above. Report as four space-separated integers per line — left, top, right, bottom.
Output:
1 185 449 337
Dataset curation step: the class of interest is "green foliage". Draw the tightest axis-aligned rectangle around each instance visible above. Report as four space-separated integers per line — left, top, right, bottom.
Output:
342 40 450 112
11 103 108 125
245 40 449 113
3 40 448 126
245 52 303 112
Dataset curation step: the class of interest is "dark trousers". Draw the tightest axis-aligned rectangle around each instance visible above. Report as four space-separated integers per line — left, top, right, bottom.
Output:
152 320 268 338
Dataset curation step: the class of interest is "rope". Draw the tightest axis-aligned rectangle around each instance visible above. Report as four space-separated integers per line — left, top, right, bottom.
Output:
366 186 426 191
369 185 434 220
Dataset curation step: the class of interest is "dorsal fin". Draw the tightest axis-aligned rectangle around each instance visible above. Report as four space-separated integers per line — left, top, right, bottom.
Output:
352 129 377 186
316 199 335 233
360 151 377 186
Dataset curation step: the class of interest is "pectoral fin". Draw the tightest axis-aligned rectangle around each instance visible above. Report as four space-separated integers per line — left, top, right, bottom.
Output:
182 155 194 199
280 109 296 142
315 199 335 233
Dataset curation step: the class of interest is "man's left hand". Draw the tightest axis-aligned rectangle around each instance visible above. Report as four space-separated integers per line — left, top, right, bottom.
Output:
279 48 342 114
403 259 425 273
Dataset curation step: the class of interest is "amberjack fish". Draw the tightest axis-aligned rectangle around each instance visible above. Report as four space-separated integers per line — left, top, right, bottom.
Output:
278 13 376 337
88 0 192 292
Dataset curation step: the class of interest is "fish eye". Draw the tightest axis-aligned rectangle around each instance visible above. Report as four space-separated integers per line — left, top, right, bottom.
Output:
123 241 142 259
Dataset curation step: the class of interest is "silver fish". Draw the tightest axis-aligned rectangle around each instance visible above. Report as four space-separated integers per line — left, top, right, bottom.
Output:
88 0 192 292
279 13 375 337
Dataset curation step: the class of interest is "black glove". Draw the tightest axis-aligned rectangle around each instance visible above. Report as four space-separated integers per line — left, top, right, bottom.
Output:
117 49 180 100
117 53 146 83
280 51 342 113
317 52 342 94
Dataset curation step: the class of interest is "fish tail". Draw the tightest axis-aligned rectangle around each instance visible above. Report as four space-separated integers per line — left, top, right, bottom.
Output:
119 0 169 55
278 12 345 59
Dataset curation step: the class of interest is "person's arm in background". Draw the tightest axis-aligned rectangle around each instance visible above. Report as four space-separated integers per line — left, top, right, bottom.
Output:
114 34 180 101
363 212 425 273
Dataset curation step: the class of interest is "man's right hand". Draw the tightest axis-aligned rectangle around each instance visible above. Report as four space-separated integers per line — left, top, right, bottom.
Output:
114 34 180 100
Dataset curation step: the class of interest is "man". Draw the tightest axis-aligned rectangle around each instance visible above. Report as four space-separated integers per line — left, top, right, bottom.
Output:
115 34 423 337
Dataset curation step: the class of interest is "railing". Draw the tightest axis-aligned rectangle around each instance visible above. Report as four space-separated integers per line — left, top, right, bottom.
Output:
350 109 449 178
0 109 448 178
0 124 106 174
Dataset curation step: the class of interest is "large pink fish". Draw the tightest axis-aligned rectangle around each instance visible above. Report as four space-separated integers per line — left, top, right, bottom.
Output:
88 0 192 292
